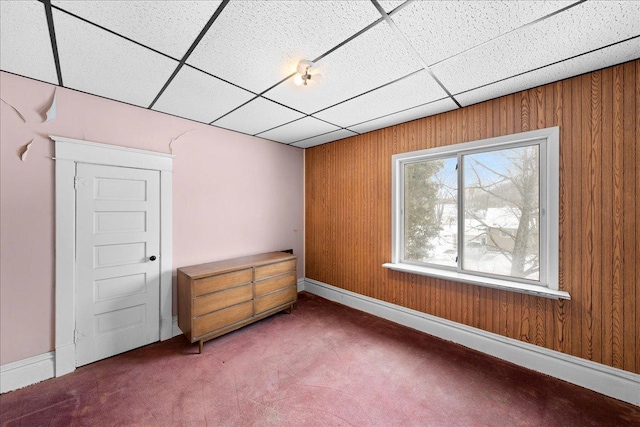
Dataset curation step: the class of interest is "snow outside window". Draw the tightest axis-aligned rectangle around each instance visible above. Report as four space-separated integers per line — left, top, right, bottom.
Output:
384 127 569 300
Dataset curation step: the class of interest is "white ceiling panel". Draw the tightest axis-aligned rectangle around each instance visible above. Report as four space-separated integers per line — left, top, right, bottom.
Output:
187 1 380 94
377 1 408 14
265 22 423 114
213 96 304 136
433 1 640 95
52 1 222 59
0 1 58 84
314 70 448 128
152 65 254 124
348 98 458 135
456 37 640 108
392 1 574 66
53 9 178 108
257 116 340 144
290 129 358 149
1 1 637 148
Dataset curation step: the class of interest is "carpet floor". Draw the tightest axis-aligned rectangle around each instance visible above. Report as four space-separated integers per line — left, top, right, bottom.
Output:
1 292 639 426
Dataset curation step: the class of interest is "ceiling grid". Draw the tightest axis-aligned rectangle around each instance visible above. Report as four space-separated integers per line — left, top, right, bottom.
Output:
147 0 230 110
42 0 63 86
369 0 462 108
1 0 638 148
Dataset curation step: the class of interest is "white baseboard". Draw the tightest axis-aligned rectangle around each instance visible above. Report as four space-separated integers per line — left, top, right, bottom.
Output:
303 278 640 406
5 284 637 406
172 316 182 338
1 352 55 394
3 319 183 394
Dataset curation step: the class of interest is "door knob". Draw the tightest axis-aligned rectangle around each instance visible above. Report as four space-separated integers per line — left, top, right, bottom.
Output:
149 256 157 261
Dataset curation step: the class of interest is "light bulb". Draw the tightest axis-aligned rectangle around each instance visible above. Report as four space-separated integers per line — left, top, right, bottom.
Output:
293 74 304 86
297 60 314 75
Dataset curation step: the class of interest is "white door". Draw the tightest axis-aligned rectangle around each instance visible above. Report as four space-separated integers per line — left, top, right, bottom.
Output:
75 163 160 366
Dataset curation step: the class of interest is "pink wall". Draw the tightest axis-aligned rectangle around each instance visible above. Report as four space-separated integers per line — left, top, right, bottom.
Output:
0 71 305 365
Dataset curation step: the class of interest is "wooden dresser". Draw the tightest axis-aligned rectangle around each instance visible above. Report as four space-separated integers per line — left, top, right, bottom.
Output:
177 251 297 353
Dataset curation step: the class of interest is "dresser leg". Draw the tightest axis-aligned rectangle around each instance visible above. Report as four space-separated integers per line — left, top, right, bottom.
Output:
199 340 203 354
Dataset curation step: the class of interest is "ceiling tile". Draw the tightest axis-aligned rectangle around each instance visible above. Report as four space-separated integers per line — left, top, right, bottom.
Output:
187 0 380 94
392 1 573 66
3 0 634 147
314 70 447 128
213 96 304 136
433 1 640 95
52 1 222 59
377 1 408 14
257 116 339 144
152 65 254 124
290 129 358 148
0 1 58 84
265 22 423 114
456 37 640 108
347 98 457 135
53 9 178 108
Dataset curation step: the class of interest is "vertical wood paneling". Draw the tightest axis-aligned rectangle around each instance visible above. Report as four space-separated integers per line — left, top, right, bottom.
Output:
590 71 603 364
570 75 583 359
612 65 624 369
556 80 569 354
305 60 640 374
600 66 614 367
622 62 636 372
636 60 640 376
581 73 594 362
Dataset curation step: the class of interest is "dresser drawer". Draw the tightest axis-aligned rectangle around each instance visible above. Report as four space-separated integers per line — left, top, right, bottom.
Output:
254 286 296 315
255 259 296 280
193 284 252 317
194 269 252 297
193 301 253 338
255 271 296 297
178 252 297 351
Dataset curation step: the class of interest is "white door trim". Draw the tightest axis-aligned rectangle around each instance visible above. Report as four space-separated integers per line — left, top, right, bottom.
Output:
53 135 173 377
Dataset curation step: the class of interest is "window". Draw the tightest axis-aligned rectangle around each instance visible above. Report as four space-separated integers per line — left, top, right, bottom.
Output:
384 127 569 300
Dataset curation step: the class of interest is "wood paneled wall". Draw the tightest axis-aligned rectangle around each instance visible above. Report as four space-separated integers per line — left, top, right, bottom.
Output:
305 59 639 374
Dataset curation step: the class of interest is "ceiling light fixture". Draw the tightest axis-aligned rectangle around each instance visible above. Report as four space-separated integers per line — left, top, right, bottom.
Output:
293 60 322 86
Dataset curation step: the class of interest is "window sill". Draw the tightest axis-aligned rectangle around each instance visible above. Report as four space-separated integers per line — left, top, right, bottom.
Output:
382 263 571 300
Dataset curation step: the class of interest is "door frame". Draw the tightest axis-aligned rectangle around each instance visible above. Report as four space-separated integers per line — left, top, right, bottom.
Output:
53 135 173 377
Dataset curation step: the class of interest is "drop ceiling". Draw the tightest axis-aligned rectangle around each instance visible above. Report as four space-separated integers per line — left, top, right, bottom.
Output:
1 0 638 149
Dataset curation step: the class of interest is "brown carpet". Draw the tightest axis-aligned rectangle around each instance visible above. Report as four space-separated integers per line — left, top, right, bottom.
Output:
1 292 638 426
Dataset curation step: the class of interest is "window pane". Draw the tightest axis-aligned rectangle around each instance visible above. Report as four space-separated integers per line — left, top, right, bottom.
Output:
462 145 540 280
403 158 457 267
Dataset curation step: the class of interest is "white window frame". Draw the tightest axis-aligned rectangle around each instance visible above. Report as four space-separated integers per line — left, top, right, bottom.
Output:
383 127 570 300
